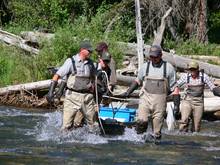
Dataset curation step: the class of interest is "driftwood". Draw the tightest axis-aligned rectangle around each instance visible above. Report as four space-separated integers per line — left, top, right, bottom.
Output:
117 42 220 78
0 29 39 54
182 55 220 65
0 79 61 96
153 7 172 45
20 31 54 43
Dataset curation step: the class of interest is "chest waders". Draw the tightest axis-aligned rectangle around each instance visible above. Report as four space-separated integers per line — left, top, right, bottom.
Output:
136 61 168 139
67 57 93 93
180 72 205 132
62 57 97 132
185 72 204 103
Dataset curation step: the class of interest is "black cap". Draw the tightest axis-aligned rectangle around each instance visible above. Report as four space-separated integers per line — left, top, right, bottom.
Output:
80 40 93 52
101 52 111 62
149 45 162 57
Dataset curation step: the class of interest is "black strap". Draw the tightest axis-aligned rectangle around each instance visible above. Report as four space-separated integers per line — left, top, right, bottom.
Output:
145 61 150 76
70 57 77 73
163 61 167 78
187 73 190 83
201 71 204 83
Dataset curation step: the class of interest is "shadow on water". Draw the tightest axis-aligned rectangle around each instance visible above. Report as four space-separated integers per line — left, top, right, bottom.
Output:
0 106 220 165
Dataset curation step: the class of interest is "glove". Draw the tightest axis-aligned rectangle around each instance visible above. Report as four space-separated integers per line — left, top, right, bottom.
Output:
213 86 220 97
55 81 66 99
173 94 180 119
119 81 138 98
46 80 58 103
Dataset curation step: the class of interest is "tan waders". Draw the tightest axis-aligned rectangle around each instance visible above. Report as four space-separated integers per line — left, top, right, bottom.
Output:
179 84 204 132
136 76 168 139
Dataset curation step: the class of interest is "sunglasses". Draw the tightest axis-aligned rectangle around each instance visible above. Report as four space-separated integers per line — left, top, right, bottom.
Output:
150 56 160 59
189 68 198 71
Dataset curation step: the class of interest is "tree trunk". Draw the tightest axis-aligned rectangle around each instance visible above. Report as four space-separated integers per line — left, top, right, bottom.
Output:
135 0 144 71
197 0 208 43
153 7 172 45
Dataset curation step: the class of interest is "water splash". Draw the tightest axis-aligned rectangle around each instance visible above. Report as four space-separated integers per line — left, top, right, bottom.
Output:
35 111 108 144
34 111 147 144
163 127 220 137
0 107 44 117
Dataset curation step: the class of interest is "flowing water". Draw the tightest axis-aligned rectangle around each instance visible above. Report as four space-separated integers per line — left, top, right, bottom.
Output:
0 105 219 165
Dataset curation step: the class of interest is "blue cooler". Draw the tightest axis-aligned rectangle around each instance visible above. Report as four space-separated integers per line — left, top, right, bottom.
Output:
99 106 136 123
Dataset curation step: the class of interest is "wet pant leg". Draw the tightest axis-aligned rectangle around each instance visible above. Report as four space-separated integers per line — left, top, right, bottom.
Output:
192 102 204 132
179 100 192 132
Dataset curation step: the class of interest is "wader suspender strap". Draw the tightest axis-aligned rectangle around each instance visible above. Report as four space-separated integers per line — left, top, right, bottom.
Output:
145 61 167 78
71 57 77 74
201 71 204 83
187 73 190 83
187 71 204 84
163 61 167 78
145 61 150 76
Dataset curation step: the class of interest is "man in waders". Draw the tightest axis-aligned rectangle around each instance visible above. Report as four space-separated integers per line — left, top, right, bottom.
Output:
73 42 117 127
174 61 220 132
121 45 176 140
46 40 98 132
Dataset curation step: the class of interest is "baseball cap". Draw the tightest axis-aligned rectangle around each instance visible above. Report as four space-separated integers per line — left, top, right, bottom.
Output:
188 61 199 70
149 45 162 57
80 40 93 52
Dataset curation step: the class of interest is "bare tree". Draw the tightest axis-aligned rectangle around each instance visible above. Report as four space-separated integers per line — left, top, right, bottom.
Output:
197 0 208 43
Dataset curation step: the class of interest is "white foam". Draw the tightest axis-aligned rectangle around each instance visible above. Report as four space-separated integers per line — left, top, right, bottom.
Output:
35 111 108 144
202 147 220 151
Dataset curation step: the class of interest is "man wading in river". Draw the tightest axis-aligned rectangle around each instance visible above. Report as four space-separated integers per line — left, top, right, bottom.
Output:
174 61 220 132
120 45 177 141
46 40 99 133
73 41 117 128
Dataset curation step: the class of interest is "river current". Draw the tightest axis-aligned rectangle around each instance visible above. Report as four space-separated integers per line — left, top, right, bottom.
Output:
0 105 219 165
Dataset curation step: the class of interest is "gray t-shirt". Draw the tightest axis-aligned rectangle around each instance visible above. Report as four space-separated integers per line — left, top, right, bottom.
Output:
136 60 176 89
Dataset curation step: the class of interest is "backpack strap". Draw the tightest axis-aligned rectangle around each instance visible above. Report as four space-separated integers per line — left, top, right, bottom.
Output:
187 73 190 84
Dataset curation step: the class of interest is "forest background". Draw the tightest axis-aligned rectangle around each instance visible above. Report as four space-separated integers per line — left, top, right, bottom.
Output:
0 0 220 87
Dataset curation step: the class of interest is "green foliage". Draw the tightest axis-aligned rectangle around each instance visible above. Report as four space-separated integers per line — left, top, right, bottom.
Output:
0 45 39 87
164 38 220 56
8 0 70 31
208 10 220 43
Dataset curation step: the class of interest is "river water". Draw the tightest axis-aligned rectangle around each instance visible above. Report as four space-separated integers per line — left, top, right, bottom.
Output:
0 105 219 165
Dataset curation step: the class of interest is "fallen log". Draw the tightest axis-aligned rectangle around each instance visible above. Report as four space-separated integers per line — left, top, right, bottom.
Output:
182 55 220 65
117 42 220 78
204 97 220 112
0 29 39 54
0 79 61 96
